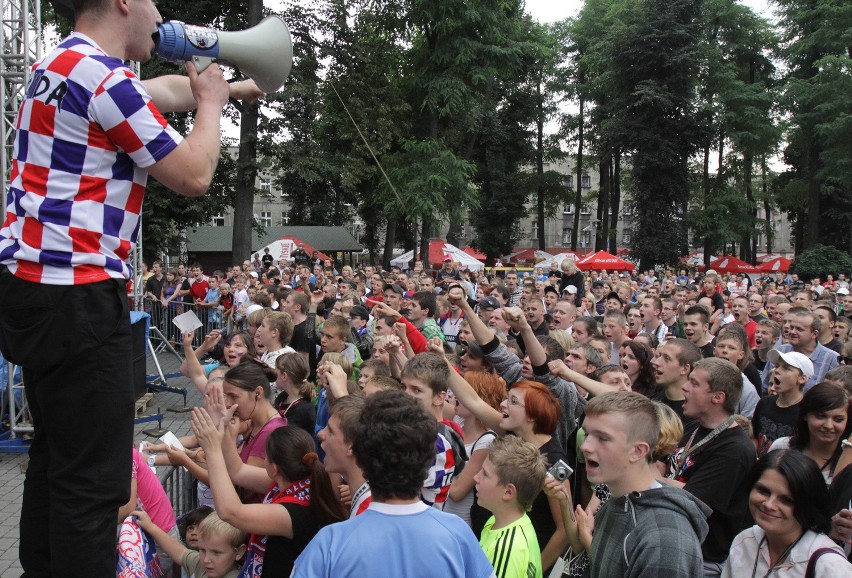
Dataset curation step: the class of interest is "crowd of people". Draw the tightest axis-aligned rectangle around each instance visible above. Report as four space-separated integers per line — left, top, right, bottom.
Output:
127 252 852 578
2 0 852 576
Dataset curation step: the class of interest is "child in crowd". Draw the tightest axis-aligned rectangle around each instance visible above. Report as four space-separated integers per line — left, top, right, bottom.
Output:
133 510 246 578
180 505 213 552
320 315 362 381
218 282 234 329
257 311 296 368
712 324 761 418
751 350 812 455
274 352 316 435
200 275 221 331
357 358 391 390
362 374 404 395
400 352 467 509
474 436 546 578
753 319 781 372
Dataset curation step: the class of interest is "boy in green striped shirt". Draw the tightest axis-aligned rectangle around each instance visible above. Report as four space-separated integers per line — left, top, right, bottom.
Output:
474 436 546 578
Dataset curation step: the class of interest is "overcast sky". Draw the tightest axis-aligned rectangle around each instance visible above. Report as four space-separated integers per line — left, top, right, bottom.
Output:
524 0 774 22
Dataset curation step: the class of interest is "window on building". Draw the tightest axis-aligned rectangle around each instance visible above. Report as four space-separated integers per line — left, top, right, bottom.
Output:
562 228 572 245
260 211 271 227
212 213 225 227
581 203 591 215
260 179 271 195
531 220 538 242
582 230 591 246
581 175 591 189
565 177 574 191
563 203 573 214
280 212 289 226
622 229 632 244
623 201 636 216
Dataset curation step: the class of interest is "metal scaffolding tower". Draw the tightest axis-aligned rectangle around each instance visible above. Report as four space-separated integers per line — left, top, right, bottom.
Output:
1 0 41 449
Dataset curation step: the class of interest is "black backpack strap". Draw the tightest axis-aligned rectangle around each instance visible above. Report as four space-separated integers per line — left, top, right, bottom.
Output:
804 547 843 578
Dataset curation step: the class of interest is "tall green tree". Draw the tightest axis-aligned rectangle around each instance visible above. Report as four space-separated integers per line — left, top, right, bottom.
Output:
775 0 852 253
604 0 705 269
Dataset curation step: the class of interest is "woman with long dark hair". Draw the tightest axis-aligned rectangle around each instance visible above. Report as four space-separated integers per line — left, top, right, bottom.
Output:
620 340 657 398
722 449 852 577
770 383 852 486
193 418 346 577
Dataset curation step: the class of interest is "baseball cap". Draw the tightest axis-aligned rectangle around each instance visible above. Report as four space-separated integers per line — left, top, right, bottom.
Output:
685 283 698 292
544 285 559 296
443 254 453 262
767 350 814 378
592 280 605 289
245 304 263 316
563 285 578 295
458 340 484 359
383 283 404 295
478 296 500 310
350 304 370 320
605 291 623 304
838 288 850 296
249 271 259 278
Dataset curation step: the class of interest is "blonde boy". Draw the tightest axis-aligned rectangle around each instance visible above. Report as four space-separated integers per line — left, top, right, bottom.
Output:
133 510 245 578
751 350 813 455
474 436 546 578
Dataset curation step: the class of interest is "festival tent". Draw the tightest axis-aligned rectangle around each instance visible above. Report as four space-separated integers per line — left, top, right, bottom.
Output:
576 250 636 271
462 246 487 260
758 257 793 273
390 241 485 271
707 256 759 274
259 235 331 263
505 248 567 264
537 252 579 271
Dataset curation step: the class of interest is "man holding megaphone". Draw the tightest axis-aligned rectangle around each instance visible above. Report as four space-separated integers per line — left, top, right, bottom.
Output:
0 1 264 576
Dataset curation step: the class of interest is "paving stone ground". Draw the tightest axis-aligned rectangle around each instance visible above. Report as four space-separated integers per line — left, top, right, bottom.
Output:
0 343 203 577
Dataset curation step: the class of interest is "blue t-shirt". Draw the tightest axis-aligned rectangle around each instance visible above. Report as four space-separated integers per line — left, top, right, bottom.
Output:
292 501 495 578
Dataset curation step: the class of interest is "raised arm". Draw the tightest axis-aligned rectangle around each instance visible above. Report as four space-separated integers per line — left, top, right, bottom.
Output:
147 63 230 198
448 286 495 346
143 75 264 113
132 510 188 563
190 408 295 537
548 359 616 399
427 338 505 434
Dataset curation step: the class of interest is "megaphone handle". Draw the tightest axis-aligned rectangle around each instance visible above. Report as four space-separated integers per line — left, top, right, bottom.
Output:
191 56 214 73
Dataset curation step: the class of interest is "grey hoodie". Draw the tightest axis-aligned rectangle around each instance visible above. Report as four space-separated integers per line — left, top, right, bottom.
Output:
588 485 711 578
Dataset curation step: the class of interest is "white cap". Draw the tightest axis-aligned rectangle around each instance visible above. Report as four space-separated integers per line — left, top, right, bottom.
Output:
245 304 264 316
562 285 578 295
767 349 814 378
837 288 850 296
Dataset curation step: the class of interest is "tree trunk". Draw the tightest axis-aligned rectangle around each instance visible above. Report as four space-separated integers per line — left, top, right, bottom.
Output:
230 0 262 265
382 218 396 269
597 152 610 252
804 144 821 250
572 90 584 251
536 77 546 251
609 149 621 254
762 156 773 254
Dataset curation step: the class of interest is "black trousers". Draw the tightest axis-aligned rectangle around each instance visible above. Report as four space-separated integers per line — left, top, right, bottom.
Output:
0 269 134 578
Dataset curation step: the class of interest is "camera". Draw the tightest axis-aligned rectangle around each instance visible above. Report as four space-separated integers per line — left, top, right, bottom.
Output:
547 459 573 482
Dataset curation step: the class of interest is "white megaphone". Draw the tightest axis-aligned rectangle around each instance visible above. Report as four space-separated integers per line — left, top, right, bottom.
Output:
154 16 293 93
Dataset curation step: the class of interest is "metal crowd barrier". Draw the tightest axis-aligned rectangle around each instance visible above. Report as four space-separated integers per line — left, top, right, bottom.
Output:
158 464 198 517
142 297 230 349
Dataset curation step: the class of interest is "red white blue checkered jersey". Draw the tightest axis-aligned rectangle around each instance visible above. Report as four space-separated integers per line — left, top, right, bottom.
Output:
0 33 183 285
